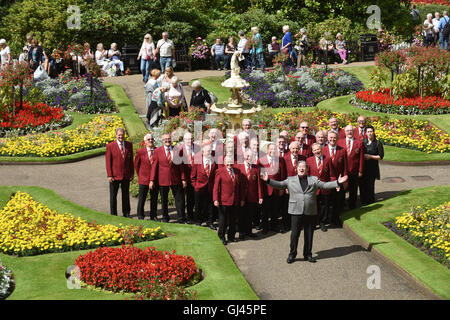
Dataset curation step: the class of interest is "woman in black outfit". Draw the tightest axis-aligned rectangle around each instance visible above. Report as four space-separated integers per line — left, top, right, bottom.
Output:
28 39 43 72
361 125 384 205
189 80 212 115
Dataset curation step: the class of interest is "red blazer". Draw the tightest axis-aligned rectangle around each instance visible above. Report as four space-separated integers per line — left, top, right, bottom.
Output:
213 167 245 206
105 140 134 181
306 155 334 195
298 143 313 158
284 151 307 177
260 155 283 197
235 163 263 203
150 146 186 186
190 159 217 194
338 139 364 176
330 128 346 141
134 147 156 185
210 140 224 166
180 143 201 183
354 127 368 142
322 145 348 180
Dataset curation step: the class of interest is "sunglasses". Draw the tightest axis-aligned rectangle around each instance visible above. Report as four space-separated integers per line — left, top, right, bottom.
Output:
301 126 309 129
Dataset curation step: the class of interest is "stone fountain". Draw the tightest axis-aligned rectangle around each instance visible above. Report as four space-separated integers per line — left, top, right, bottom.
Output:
211 51 262 129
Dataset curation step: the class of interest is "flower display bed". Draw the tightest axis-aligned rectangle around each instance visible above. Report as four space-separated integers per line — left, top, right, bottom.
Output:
258 109 449 154
353 90 450 115
385 202 450 268
0 114 123 157
0 191 166 256
0 101 71 137
75 245 199 295
32 70 115 114
241 66 363 108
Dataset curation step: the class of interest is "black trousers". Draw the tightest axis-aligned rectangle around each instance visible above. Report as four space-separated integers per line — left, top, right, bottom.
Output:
239 202 257 236
330 187 345 224
109 179 130 217
218 205 238 241
185 183 195 221
290 214 315 258
280 193 290 231
347 174 360 209
194 191 213 225
360 174 376 205
137 184 159 219
262 195 280 231
160 184 185 222
317 194 332 226
253 204 263 227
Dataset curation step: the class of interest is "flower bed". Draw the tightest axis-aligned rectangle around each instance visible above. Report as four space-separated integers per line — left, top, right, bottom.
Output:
385 202 450 268
0 191 166 256
0 101 72 137
0 259 15 300
353 90 450 115
31 70 115 114
0 114 123 157
75 246 198 294
254 109 449 154
240 66 363 108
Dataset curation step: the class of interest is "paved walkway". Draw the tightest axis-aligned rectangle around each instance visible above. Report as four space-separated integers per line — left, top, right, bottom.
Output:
2 63 448 300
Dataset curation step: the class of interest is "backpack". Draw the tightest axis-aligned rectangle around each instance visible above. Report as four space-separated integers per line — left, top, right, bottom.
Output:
443 17 450 38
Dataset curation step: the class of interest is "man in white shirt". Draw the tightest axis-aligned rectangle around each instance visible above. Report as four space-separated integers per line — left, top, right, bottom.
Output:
237 30 249 69
433 12 441 46
155 32 175 72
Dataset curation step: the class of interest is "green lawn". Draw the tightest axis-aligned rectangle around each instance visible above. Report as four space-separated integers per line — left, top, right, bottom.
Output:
0 186 257 300
342 186 450 300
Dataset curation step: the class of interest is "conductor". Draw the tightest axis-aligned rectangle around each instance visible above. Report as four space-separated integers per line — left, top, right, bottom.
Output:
261 160 348 264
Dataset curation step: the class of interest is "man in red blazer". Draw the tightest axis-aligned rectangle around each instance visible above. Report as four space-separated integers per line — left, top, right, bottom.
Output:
353 116 368 142
323 131 348 227
134 133 159 220
276 136 290 233
190 143 217 230
213 156 246 245
235 149 263 240
260 143 284 233
150 133 187 223
284 141 307 177
208 128 224 167
299 121 316 146
294 132 313 158
105 128 134 217
180 132 201 223
328 117 346 141
338 125 364 210
307 143 334 232
315 130 328 148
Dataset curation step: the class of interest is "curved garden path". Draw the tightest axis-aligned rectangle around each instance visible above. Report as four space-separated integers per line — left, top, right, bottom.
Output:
1 65 448 300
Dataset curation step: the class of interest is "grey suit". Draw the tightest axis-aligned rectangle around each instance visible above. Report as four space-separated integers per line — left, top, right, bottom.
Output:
268 175 339 259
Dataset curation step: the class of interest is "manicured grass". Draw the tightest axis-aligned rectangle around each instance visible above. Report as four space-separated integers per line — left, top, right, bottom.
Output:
342 186 450 300
189 76 230 103
0 186 258 300
103 83 148 139
339 65 376 88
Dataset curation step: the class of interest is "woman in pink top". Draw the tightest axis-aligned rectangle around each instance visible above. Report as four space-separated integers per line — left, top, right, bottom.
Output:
164 76 186 117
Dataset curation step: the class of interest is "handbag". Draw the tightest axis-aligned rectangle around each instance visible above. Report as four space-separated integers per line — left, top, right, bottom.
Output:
33 65 48 81
172 59 177 68
281 47 289 54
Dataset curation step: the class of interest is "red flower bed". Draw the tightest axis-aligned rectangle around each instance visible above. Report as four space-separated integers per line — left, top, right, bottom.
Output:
75 245 198 293
354 89 450 115
410 0 450 5
0 101 65 130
